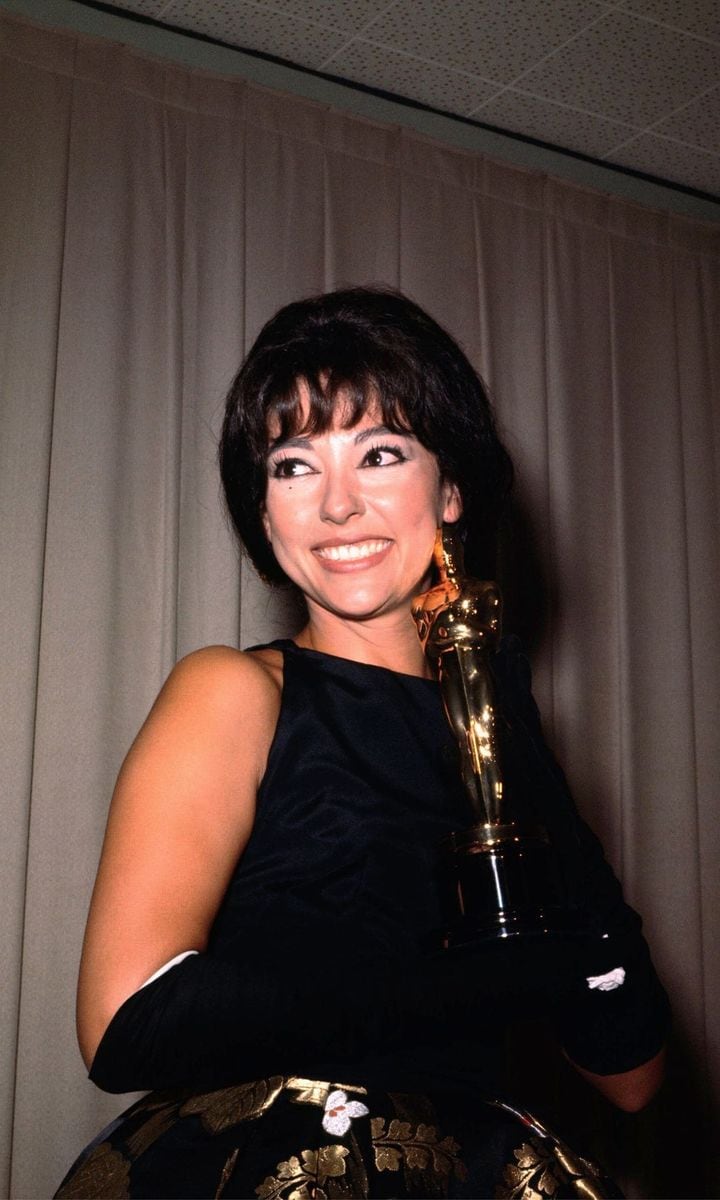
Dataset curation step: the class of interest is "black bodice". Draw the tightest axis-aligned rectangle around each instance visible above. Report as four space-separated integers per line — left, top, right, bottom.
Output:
208 639 474 972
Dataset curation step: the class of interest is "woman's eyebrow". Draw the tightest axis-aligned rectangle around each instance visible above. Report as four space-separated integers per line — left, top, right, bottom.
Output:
354 424 412 444
266 434 314 454
268 425 411 454
265 424 412 456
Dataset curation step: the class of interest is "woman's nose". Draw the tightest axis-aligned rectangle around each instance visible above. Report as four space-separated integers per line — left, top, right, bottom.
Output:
319 468 365 524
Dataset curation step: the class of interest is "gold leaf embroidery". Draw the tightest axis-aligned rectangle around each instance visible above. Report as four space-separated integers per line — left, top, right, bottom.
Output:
405 1145 431 1170
417 1122 440 1142
370 1118 465 1182
374 1146 403 1172
430 1133 464 1177
550 1145 610 1197
181 1076 284 1132
315 1146 350 1178
56 1142 130 1199
278 1158 302 1180
256 1176 281 1198
496 1135 614 1200
538 1166 559 1195
287 1186 322 1200
496 1140 564 1200
515 1145 542 1170
285 1078 368 1108
386 1119 413 1140
254 1146 349 1200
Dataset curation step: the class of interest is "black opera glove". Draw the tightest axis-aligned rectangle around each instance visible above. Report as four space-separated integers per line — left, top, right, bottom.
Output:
552 928 670 1076
89 935 600 1095
492 637 670 1074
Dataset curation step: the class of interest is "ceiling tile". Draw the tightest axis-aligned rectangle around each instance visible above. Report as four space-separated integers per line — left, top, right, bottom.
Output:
472 88 638 158
109 0 388 40
355 0 609 85
649 85 720 155
108 0 174 16
323 40 500 115
516 9 720 126
253 0 401 36
608 133 720 195
616 0 720 43
162 0 348 67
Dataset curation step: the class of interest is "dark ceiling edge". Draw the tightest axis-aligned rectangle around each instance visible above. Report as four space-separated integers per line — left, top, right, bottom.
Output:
23 0 720 210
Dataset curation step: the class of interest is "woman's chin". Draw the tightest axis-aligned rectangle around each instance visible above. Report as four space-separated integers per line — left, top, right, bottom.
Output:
317 598 393 623
298 562 434 626
307 584 406 624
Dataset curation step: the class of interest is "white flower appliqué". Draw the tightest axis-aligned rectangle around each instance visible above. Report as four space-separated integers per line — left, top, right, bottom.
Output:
586 967 626 991
321 1089 370 1136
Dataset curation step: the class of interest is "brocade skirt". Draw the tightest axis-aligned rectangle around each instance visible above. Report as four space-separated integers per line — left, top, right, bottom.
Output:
55 1075 621 1200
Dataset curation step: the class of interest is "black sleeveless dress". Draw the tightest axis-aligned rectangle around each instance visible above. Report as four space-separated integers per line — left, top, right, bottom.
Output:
57 640 628 1199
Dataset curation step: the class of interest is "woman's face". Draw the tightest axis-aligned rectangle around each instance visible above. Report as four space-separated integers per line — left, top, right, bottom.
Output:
262 386 461 624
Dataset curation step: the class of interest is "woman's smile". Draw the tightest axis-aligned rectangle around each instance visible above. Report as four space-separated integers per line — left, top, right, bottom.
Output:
313 537 393 570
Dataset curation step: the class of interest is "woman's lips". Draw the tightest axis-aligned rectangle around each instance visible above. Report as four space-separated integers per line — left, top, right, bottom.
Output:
313 538 393 572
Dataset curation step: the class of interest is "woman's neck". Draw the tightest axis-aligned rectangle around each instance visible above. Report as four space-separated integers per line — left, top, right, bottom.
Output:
296 607 433 678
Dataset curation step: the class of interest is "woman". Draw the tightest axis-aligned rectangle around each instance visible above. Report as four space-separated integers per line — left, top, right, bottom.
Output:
58 288 669 1199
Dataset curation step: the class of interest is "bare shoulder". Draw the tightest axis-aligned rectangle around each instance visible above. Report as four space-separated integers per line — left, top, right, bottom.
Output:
127 644 283 792
163 643 281 721
164 644 282 708
169 643 280 690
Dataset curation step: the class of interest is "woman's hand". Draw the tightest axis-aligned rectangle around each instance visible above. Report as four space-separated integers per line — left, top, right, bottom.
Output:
76 646 281 1067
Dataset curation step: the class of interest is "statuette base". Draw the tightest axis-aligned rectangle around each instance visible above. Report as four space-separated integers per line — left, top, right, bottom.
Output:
439 821 578 947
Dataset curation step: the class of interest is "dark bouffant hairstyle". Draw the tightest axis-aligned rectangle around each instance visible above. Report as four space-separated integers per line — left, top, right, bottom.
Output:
219 287 513 584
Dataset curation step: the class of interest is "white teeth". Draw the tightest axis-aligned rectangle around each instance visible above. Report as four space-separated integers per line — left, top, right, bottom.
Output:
316 540 390 562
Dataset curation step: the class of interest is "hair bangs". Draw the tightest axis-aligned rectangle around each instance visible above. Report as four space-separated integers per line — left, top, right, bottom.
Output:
262 363 413 449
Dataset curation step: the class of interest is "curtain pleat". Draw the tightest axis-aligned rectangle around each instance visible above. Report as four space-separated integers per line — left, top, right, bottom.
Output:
1 10 719 1197
0 51 71 1200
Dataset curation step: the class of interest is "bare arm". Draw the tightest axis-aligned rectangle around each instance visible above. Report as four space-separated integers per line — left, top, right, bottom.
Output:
572 1046 666 1112
76 646 280 1068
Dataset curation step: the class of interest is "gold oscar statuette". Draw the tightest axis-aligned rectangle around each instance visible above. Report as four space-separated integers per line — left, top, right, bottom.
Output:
413 526 572 947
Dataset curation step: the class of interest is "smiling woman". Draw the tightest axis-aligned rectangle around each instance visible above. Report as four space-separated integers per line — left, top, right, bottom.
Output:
57 288 669 1199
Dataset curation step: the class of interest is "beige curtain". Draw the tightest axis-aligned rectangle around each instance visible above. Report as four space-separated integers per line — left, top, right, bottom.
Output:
2 10 719 1198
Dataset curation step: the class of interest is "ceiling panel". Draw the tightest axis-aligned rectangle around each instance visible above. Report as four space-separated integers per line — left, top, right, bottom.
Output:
78 0 720 200
650 85 720 156
471 88 638 159
267 0 397 34
343 0 611 85
108 0 169 14
322 39 500 116
514 9 720 127
616 0 720 43
167 0 349 68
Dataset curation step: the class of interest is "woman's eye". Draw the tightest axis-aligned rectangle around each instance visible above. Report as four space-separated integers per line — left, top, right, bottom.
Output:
270 457 314 479
361 444 407 468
